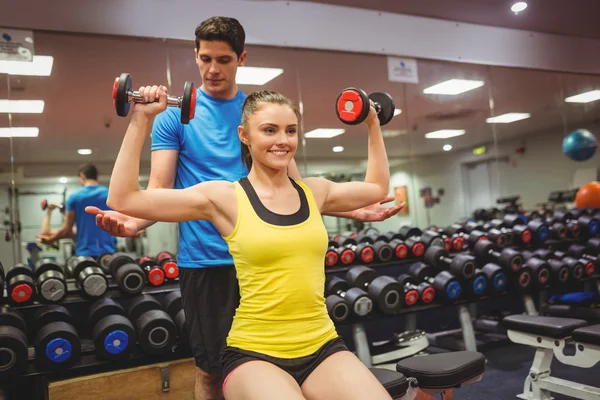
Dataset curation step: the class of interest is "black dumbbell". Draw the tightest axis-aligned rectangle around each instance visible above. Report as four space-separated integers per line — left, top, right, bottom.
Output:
88 297 135 361
345 266 402 314
97 252 113 274
473 240 523 273
138 257 165 287
546 222 569 240
40 199 65 213
127 295 178 355
33 259 67 304
503 215 543 244
66 256 108 298
326 276 373 319
0 307 28 378
34 305 81 369
546 259 570 285
397 274 435 306
335 236 375 264
354 235 394 263
530 249 595 279
409 263 462 303
107 253 146 294
112 73 196 124
480 263 508 294
6 264 36 305
523 258 551 288
463 268 488 298
335 87 395 126
424 246 476 280
325 241 356 267
156 251 180 280
162 291 189 347
552 210 600 236
397 227 426 257
380 234 410 260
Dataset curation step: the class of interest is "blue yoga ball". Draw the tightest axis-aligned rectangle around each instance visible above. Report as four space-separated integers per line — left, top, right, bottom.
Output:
563 129 597 161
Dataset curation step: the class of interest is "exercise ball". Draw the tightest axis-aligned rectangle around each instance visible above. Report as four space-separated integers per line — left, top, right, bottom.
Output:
575 181 600 209
563 129 597 161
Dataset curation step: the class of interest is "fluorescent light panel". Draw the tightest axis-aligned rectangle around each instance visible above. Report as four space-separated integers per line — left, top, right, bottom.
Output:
511 2 528 13
236 66 283 85
425 129 465 139
332 146 344 153
0 127 39 137
424 79 484 95
443 144 452 151
0 56 54 76
394 109 402 116
78 149 92 155
0 100 45 113
304 128 345 139
59 177 68 183
565 90 600 104
486 112 531 124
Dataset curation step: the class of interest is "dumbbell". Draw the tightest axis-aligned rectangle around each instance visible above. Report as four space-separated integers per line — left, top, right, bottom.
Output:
473 240 523 274
422 227 453 251
488 219 531 246
127 295 178 355
66 256 108 298
504 214 548 244
397 274 435 305
40 199 65 213
6 264 36 305
33 259 67 304
325 276 373 319
107 253 146 294
480 264 508 294
138 257 165 286
546 259 571 286
523 257 551 288
546 222 569 240
380 233 410 260
34 305 81 369
162 291 189 347
88 297 135 361
536 249 595 278
397 226 426 257
424 246 476 280
112 73 196 124
0 307 28 378
335 87 395 126
353 234 394 263
335 236 375 264
97 252 113 274
552 210 600 236
325 240 355 267
345 266 402 314
462 268 488 298
409 263 462 303
156 251 179 280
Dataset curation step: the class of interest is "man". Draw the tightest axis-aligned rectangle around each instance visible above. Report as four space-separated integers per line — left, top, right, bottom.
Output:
40 163 116 257
87 16 401 400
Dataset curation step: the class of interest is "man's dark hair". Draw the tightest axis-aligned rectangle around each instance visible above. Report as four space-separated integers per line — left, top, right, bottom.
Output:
78 163 98 180
195 16 245 58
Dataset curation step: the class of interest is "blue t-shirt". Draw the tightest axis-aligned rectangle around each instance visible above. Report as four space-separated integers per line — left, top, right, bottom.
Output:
66 185 116 257
151 88 248 268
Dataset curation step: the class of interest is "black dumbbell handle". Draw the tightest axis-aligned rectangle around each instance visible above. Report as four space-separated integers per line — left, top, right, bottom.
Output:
128 90 183 107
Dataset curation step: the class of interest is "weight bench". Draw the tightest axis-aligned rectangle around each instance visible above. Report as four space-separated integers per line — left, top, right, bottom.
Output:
371 351 485 399
503 314 600 400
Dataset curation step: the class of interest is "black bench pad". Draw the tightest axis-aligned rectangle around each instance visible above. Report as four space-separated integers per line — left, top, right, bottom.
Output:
503 314 587 338
572 324 600 347
370 368 408 398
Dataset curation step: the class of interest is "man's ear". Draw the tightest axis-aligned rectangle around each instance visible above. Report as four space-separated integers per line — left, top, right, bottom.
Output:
238 50 247 67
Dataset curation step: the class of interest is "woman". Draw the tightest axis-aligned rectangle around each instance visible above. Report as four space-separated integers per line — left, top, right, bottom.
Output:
106 86 393 400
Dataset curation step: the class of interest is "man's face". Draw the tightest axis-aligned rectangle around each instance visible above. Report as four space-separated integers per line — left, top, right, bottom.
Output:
195 40 246 98
78 173 85 185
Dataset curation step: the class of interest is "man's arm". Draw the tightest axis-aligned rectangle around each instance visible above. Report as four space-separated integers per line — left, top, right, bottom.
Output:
39 210 76 244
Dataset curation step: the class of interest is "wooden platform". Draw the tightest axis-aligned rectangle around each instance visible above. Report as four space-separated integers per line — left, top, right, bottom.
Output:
48 358 195 400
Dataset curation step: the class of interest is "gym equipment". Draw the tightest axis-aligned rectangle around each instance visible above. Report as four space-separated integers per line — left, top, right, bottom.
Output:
107 253 146 294
503 314 600 400
562 128 597 162
345 266 402 314
489 218 533 246
326 276 373 319
33 259 67 303
409 262 462 303
424 245 476 280
397 274 435 305
335 236 375 264
156 251 179 279
473 239 523 273
325 241 355 266
505 214 549 244
127 295 178 355
575 181 600 209
66 256 108 298
112 73 196 124
531 249 595 279
370 330 430 365
552 210 600 236
380 233 410 260
162 291 189 347
34 305 81 369
480 263 508 294
88 297 135 361
463 268 488 297
40 199 64 213
97 252 112 274
138 257 165 287
353 234 394 263
523 257 551 288
6 264 36 305
335 87 395 126
396 226 426 257
0 307 28 378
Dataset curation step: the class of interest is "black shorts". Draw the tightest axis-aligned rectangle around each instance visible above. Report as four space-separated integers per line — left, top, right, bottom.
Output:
221 337 349 389
179 266 240 374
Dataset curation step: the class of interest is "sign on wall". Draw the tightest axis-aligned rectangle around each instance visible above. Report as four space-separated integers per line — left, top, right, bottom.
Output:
0 28 34 61
387 56 419 84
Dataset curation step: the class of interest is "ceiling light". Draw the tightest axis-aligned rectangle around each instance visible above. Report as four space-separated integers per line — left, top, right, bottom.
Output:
443 144 452 151
332 146 344 153
0 100 45 113
304 128 345 139
564 90 600 104
394 109 402 116
59 177 68 183
425 129 465 139
486 112 531 124
0 127 39 137
0 55 54 76
78 148 92 155
511 2 528 13
236 66 284 85
424 79 484 95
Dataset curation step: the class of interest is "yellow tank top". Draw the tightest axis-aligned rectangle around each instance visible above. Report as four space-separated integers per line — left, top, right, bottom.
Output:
223 177 338 358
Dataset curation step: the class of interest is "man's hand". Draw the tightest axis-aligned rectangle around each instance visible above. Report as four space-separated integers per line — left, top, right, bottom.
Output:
351 196 406 222
85 206 141 237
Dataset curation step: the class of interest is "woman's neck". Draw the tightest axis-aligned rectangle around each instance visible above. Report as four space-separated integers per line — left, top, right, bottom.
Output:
247 165 291 193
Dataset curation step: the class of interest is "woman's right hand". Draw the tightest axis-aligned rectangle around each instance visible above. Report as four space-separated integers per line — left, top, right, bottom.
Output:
132 85 168 118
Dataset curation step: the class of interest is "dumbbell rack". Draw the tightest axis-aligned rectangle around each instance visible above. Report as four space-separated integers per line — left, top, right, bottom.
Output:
0 275 190 400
